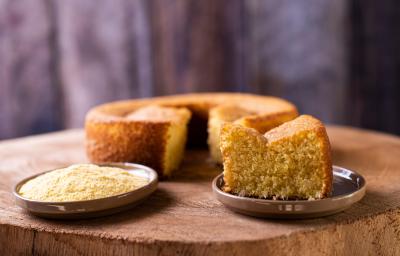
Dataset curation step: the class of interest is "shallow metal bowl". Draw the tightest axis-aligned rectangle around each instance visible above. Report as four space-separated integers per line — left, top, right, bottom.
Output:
212 165 366 219
13 162 158 219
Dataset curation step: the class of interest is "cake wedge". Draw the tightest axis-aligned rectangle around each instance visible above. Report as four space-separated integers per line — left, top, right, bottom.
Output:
220 115 332 200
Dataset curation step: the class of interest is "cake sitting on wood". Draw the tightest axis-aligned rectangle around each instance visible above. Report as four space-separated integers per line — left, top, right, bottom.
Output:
220 115 332 200
86 105 191 177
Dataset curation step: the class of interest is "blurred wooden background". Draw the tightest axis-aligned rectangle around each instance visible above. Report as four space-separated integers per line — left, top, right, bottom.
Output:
0 0 399 139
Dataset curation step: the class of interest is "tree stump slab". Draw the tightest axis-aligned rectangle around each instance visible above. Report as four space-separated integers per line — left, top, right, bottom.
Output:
0 126 400 255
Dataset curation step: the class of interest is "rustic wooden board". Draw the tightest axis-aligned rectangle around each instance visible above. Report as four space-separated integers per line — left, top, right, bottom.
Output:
0 126 400 255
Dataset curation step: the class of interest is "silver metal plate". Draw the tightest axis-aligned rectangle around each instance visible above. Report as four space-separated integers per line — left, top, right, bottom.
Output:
212 166 366 219
13 163 158 219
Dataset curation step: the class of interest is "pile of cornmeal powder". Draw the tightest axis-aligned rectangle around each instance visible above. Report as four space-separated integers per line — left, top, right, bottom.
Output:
19 164 149 202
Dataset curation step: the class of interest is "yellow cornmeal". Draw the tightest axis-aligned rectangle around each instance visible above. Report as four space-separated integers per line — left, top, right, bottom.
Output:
18 164 149 202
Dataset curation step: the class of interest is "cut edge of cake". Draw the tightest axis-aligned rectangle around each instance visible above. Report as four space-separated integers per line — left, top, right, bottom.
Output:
126 105 192 177
207 105 254 163
207 104 298 164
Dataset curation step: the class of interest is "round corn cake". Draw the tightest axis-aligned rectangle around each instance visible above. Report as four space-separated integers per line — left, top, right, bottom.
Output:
85 93 298 177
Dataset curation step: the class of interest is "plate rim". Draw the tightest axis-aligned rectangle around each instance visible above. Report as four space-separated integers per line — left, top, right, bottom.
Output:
212 165 367 218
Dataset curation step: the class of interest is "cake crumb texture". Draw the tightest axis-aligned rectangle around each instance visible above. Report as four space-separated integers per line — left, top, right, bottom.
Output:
220 115 332 200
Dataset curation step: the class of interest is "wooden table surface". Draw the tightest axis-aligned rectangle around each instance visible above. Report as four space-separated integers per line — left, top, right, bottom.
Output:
0 126 400 255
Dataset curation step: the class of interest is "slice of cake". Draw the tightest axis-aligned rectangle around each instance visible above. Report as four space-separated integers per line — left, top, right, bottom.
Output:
220 115 332 200
125 105 191 176
208 104 297 163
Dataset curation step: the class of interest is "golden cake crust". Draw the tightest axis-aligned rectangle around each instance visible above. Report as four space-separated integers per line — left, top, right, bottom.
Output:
85 93 298 176
220 115 333 199
86 120 171 173
264 115 333 197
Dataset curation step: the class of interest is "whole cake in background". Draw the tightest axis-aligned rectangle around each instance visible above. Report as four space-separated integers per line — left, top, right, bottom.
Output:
85 93 298 177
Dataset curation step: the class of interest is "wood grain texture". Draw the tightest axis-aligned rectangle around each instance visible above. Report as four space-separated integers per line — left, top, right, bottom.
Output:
0 0 62 139
349 0 400 135
0 0 351 138
0 127 400 255
149 0 246 95
56 0 151 128
0 0 399 138
245 0 348 123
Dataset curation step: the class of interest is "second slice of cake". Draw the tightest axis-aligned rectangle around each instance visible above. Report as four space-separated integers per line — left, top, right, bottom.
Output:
220 115 332 200
125 105 191 177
